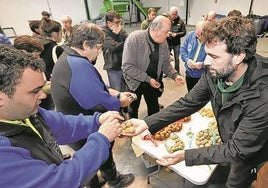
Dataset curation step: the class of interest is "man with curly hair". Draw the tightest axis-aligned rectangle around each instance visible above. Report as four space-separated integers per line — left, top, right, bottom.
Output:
129 16 268 188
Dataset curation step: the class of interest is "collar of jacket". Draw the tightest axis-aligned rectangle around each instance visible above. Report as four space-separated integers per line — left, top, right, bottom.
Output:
218 55 268 108
64 46 89 61
145 28 160 52
243 54 268 88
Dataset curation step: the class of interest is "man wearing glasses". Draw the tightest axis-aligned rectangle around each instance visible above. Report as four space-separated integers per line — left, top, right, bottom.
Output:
101 10 129 92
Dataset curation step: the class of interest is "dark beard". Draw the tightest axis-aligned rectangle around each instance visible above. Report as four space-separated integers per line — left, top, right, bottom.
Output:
209 55 235 80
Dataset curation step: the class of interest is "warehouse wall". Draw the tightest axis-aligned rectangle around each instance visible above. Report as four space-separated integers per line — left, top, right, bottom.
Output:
0 0 267 37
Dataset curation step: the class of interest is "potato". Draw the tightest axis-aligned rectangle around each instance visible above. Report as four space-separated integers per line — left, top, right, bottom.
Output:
152 121 184 141
199 107 214 117
195 128 222 148
165 133 185 153
120 121 135 134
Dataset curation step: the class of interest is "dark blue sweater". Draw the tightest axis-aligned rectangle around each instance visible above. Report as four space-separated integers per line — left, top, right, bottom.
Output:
51 47 121 116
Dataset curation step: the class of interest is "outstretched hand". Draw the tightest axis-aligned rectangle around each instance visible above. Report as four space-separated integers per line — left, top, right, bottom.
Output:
156 150 185 166
120 118 149 137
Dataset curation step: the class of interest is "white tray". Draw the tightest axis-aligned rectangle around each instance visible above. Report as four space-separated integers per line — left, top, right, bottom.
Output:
132 110 217 185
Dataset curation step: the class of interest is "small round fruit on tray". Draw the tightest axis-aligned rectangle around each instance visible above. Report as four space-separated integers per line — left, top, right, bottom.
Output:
165 133 185 153
152 120 184 141
195 128 222 148
199 107 214 118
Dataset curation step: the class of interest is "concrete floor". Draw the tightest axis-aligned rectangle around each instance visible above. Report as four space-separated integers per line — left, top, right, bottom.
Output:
61 23 268 188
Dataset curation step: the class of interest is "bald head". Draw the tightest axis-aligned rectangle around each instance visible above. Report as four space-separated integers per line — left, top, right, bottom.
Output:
195 20 208 40
150 15 171 32
149 15 171 43
207 10 217 21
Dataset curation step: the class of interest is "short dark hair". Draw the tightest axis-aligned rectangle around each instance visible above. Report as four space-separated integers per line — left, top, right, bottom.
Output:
0 44 45 97
29 20 41 33
14 35 44 53
105 10 121 22
40 18 62 37
41 11 50 18
69 22 105 49
202 16 257 63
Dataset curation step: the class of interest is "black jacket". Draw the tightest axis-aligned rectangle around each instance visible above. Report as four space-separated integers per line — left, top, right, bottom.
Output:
167 16 186 46
0 114 63 165
145 54 268 187
101 25 128 71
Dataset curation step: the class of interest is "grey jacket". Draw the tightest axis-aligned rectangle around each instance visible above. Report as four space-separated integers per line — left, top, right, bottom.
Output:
122 29 179 91
145 54 268 187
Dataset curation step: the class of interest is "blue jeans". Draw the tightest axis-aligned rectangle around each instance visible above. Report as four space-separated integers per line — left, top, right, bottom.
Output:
107 70 127 91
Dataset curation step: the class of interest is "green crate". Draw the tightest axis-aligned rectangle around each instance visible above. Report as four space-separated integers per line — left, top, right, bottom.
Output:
101 0 129 16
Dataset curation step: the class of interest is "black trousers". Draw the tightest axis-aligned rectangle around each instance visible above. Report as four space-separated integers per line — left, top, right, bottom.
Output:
186 75 201 92
128 82 160 118
69 139 117 187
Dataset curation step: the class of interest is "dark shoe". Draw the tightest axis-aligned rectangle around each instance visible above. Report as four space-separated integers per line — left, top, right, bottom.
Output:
107 173 134 188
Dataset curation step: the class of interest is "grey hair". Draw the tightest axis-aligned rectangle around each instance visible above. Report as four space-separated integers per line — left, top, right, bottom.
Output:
61 15 72 22
169 6 179 14
150 21 163 30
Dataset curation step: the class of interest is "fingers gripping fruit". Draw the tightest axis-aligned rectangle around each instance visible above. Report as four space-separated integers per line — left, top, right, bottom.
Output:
120 121 135 134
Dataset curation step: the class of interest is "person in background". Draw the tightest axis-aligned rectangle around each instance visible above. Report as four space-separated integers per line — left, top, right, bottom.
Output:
41 10 51 19
227 9 242 17
13 35 44 57
142 9 166 109
39 17 63 110
28 20 43 40
13 35 53 101
180 20 208 91
39 17 63 80
122 15 184 119
0 33 12 45
140 7 157 30
128 16 268 188
167 6 186 74
203 10 217 21
0 44 124 187
51 22 135 188
207 10 217 21
101 10 128 92
61 15 73 44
